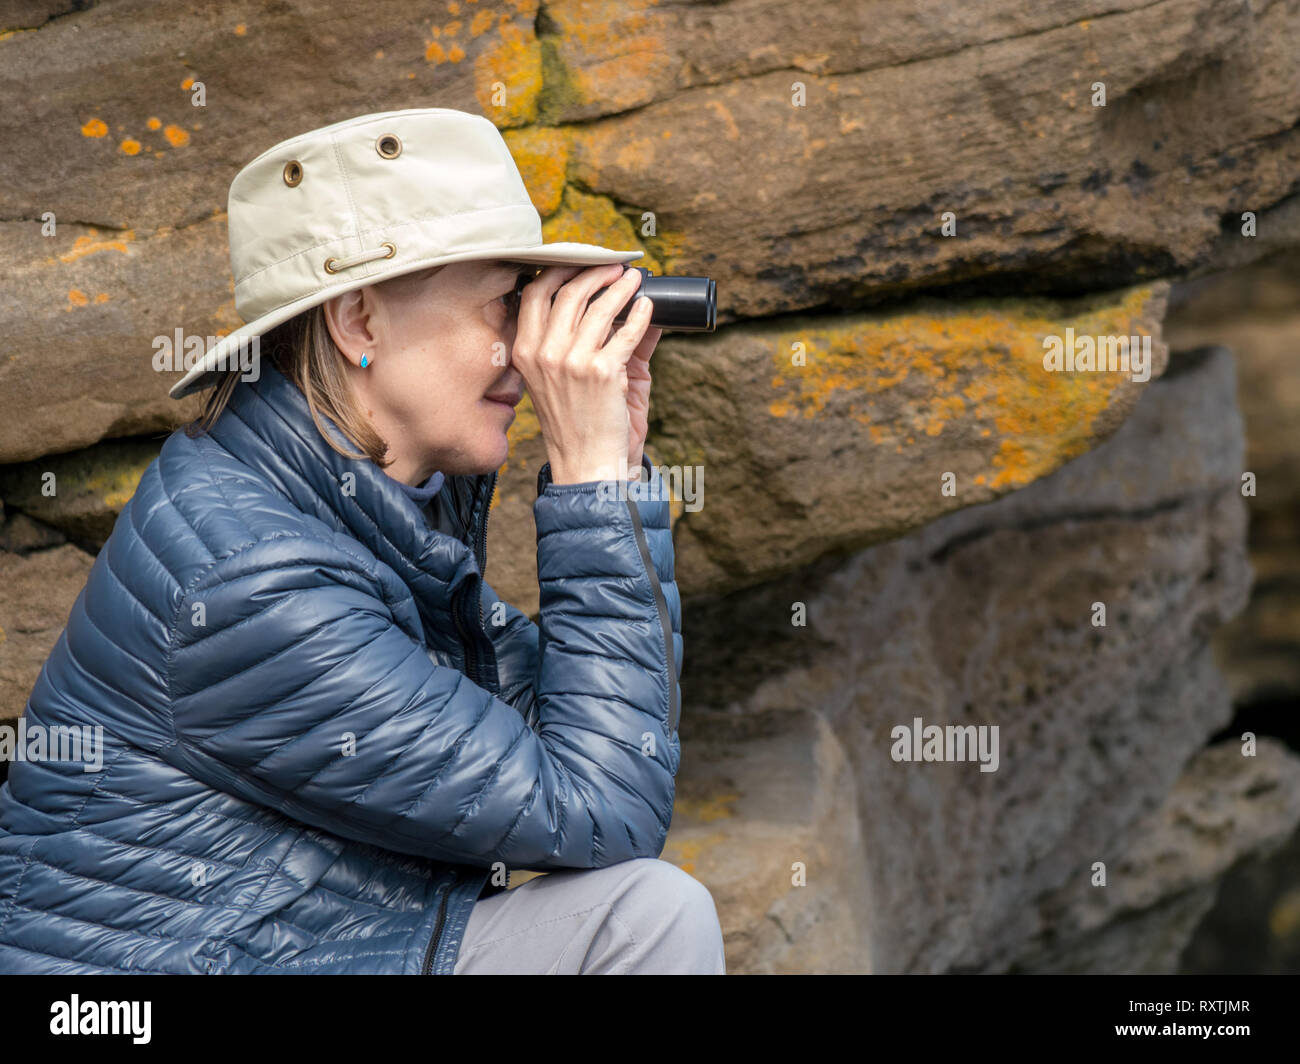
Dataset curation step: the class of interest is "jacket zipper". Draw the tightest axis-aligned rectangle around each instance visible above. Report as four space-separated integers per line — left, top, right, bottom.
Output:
422 868 456 974
481 472 507 894
453 591 480 685
451 472 497 686
624 488 680 735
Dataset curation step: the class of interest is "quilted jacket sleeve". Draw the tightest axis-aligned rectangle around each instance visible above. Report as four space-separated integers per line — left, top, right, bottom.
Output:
164 458 682 871
481 452 680 740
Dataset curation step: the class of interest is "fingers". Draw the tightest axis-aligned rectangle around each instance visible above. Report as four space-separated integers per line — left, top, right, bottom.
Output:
514 265 582 358
571 267 645 352
594 293 655 369
527 263 626 355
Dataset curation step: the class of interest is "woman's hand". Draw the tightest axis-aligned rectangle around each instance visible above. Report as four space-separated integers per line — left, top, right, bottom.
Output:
511 263 657 485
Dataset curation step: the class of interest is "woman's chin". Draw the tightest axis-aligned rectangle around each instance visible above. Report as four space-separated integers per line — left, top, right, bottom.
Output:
475 428 511 473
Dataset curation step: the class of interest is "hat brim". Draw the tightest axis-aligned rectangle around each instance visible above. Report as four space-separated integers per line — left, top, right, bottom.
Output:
168 241 645 400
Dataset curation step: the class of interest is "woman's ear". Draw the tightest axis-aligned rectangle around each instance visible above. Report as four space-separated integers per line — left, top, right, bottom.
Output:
324 288 382 370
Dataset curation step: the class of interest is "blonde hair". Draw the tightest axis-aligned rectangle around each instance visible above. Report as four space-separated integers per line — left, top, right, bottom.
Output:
187 263 451 468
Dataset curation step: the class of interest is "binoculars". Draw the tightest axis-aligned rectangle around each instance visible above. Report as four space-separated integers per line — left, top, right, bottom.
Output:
512 265 717 332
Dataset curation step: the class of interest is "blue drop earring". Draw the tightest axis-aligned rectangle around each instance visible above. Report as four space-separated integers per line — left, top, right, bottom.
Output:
360 353 370 368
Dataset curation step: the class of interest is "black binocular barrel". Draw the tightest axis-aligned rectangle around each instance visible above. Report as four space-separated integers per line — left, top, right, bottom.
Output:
586 267 717 332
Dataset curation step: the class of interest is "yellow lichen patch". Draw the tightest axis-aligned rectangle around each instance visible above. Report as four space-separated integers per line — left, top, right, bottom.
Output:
163 124 189 147
638 226 691 274
447 43 465 62
66 289 88 308
660 831 727 877
765 286 1160 491
502 126 570 216
94 293 110 304
472 15 542 123
540 186 661 273
469 8 495 35
146 117 162 130
181 76 195 90
674 793 739 823
57 229 134 264
119 138 141 155
234 23 247 36
81 117 108 138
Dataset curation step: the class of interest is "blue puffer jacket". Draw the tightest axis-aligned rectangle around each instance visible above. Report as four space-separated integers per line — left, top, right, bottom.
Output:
0 362 682 973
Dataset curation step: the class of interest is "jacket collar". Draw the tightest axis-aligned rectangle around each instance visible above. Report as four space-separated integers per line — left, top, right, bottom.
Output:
205 361 498 609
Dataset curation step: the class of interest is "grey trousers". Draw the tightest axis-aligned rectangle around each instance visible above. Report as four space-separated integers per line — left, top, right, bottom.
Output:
453 857 727 974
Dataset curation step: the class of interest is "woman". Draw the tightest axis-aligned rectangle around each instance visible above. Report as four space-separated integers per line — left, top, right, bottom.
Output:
0 108 726 974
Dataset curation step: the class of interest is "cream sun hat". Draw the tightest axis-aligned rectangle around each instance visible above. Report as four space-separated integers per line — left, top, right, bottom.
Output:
168 107 644 399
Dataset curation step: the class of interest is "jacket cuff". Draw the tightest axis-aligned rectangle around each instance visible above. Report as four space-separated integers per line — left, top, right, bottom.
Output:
534 453 674 584
536 453 656 496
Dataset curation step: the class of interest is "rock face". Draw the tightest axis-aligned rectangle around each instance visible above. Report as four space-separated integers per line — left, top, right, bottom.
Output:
1 0 1297 461
664 346 1296 973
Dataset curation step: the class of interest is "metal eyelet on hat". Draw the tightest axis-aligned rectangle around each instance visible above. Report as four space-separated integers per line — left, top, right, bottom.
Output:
283 160 303 187
376 134 402 159
323 241 397 274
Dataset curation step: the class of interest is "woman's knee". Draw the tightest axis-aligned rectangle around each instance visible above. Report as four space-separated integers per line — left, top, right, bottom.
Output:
619 858 723 932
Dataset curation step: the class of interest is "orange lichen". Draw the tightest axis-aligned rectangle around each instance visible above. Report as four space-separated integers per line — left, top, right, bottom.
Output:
181 76 195 90
66 289 88 307
163 124 189 147
146 117 162 130
81 118 108 137
119 138 141 155
234 23 247 36
57 229 134 264
765 286 1161 491
472 14 541 123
